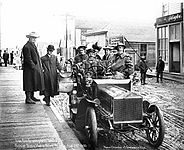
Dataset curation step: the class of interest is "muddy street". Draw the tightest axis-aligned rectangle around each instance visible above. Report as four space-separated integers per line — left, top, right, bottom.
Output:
53 76 184 150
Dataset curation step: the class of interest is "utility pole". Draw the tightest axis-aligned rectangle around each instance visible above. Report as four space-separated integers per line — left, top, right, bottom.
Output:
65 14 68 49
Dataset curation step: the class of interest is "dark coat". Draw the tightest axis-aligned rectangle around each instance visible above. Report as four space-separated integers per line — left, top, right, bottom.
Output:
22 41 45 91
41 54 62 97
3 52 9 61
138 59 148 73
156 60 165 73
110 53 134 78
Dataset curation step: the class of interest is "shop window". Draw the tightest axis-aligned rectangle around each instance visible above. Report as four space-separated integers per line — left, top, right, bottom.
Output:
158 26 168 62
169 24 180 41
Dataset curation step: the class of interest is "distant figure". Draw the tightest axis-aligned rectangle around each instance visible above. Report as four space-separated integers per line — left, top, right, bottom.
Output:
156 56 165 83
138 56 148 85
3 50 9 67
22 32 45 104
41 45 63 106
10 51 14 65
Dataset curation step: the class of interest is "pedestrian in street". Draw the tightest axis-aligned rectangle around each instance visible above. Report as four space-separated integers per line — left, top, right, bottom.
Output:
10 51 14 65
138 56 148 85
156 56 165 83
3 50 9 67
22 32 45 104
41 45 63 106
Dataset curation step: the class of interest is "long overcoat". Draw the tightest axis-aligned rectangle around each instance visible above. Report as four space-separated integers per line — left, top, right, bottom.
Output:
22 41 45 91
41 54 62 97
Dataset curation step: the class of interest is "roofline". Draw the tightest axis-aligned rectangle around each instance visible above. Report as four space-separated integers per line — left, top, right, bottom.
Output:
85 31 108 36
75 27 93 30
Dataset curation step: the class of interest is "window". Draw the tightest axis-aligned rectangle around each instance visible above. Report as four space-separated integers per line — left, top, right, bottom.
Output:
169 24 180 41
158 26 168 62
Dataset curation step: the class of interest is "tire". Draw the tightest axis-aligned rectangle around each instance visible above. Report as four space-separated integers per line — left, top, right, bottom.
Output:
85 107 98 148
146 105 165 148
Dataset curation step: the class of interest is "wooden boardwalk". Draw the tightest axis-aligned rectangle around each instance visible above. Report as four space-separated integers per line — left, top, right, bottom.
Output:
0 66 66 150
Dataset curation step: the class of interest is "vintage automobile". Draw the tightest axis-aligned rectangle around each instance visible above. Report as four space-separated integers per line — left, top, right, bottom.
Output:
58 64 165 149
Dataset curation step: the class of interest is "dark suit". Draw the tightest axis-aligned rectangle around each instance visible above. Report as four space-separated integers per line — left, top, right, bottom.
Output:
3 52 9 67
22 41 45 91
156 59 165 83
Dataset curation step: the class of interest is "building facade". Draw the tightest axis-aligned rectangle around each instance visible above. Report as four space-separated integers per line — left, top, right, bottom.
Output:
155 2 184 74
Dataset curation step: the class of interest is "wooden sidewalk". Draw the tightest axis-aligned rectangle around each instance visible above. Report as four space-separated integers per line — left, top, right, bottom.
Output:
0 66 67 150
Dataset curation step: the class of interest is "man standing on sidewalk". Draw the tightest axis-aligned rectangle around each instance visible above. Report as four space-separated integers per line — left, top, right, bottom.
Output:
3 50 9 67
156 56 165 83
22 32 45 104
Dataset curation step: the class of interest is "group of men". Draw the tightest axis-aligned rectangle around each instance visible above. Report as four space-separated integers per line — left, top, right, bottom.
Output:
73 42 134 80
1 50 14 67
22 32 63 106
22 31 165 107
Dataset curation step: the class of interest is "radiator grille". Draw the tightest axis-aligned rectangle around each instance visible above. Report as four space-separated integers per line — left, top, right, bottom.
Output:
113 97 143 123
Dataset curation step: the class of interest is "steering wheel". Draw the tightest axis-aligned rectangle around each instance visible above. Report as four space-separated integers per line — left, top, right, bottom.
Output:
85 65 105 78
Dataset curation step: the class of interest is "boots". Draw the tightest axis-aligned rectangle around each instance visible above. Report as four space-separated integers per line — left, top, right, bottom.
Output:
25 91 36 104
31 92 40 101
43 96 50 106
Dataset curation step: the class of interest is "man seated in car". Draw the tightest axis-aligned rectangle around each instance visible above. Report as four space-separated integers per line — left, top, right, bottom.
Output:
109 42 134 79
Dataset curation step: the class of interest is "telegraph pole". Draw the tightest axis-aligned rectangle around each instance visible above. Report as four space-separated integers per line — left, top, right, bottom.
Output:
65 14 68 49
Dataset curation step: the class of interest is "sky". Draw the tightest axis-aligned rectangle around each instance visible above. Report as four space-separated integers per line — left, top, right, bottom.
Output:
0 0 182 49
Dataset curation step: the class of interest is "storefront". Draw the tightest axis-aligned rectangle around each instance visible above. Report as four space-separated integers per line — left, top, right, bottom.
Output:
155 12 184 74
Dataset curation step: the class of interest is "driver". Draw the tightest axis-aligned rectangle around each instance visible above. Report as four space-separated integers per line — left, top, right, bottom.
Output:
109 42 134 79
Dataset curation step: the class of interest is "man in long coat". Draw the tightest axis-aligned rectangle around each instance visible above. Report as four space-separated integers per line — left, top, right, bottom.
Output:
41 45 63 106
138 56 148 85
156 56 165 83
22 32 45 104
3 50 9 67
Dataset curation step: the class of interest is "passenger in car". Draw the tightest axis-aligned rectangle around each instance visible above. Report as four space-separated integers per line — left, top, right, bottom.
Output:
109 42 134 79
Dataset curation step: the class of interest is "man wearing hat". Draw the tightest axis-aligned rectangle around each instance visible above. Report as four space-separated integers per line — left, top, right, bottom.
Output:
138 55 148 85
109 42 134 79
22 32 45 104
41 45 63 106
74 45 88 64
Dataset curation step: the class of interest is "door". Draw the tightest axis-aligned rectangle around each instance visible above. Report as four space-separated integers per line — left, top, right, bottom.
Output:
170 42 180 73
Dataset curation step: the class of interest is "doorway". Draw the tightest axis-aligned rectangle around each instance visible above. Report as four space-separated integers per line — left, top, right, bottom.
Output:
170 42 180 73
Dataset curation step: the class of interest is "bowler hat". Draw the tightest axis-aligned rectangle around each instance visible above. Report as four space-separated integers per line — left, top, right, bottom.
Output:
114 42 126 50
26 32 40 38
47 45 55 51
